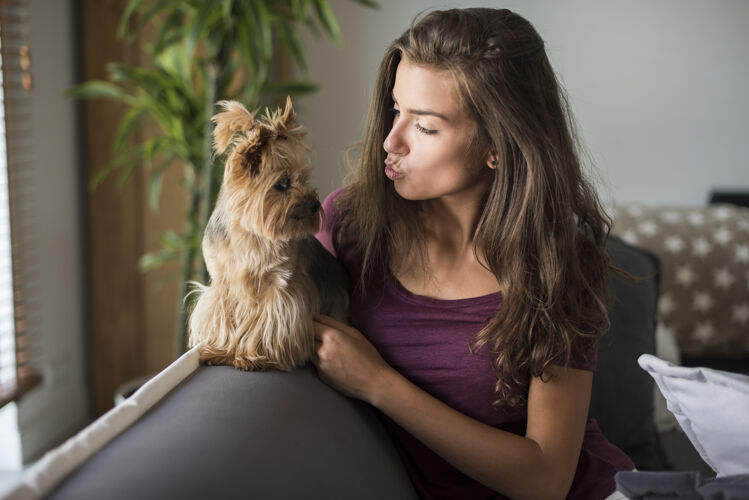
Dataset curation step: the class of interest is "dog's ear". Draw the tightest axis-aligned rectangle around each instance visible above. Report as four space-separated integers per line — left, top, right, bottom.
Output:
279 96 296 129
241 127 273 176
211 100 255 155
273 96 306 142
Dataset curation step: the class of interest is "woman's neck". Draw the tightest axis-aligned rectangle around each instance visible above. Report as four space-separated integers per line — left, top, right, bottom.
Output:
396 192 501 299
419 184 488 255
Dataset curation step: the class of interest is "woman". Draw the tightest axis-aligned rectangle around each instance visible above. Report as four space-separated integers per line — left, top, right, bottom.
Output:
312 8 634 500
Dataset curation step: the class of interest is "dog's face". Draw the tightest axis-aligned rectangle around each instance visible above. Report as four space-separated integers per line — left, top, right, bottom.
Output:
211 97 321 242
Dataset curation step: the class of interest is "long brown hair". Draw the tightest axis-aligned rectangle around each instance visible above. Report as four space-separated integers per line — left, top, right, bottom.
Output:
337 8 612 407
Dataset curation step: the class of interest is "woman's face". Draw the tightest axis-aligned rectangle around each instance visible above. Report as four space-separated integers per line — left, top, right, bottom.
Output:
383 58 491 202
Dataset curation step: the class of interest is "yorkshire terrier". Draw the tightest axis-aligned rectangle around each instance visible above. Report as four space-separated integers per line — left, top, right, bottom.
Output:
187 97 348 371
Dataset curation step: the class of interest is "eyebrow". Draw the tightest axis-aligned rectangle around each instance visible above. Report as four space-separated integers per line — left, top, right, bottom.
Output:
392 95 450 122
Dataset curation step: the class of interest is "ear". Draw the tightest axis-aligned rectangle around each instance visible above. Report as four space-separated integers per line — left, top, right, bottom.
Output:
279 95 296 130
211 100 255 155
485 150 498 169
241 127 273 176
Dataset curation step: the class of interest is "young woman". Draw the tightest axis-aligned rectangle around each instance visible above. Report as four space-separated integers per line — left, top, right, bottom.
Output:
312 8 634 500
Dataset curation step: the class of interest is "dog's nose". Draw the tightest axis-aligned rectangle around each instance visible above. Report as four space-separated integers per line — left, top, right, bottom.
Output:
307 200 321 213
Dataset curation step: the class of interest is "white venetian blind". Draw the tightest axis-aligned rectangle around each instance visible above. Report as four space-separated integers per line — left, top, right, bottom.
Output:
0 33 13 394
0 0 40 408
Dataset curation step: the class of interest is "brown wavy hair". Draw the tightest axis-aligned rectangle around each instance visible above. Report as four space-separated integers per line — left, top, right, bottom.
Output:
336 8 612 407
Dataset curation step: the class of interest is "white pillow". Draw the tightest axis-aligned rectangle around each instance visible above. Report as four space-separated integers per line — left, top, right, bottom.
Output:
638 354 749 477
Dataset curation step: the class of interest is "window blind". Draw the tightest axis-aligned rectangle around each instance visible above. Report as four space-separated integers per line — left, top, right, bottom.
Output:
0 0 41 409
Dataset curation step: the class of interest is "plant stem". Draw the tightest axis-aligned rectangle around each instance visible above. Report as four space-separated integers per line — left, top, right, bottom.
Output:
174 60 219 358
199 63 219 285
174 190 201 358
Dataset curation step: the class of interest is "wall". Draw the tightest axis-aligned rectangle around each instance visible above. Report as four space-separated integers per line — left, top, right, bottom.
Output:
298 0 749 206
14 0 88 463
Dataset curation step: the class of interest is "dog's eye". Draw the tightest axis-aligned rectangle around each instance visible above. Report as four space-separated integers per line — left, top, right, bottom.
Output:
273 177 291 192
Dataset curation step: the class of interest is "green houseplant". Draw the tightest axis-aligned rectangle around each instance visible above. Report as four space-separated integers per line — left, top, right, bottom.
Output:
70 0 375 358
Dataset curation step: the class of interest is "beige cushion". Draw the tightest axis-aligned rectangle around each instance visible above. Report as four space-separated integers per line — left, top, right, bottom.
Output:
613 204 749 357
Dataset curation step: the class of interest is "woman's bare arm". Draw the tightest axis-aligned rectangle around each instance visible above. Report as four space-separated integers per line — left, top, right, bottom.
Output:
313 314 591 500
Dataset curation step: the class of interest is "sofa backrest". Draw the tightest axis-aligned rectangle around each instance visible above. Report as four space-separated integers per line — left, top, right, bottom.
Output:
590 236 668 470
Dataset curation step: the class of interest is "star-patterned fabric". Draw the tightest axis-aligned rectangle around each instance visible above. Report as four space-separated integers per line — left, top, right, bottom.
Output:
612 204 749 357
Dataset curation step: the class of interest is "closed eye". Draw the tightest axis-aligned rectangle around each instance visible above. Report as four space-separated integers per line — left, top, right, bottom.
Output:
274 177 291 191
416 123 437 135
389 107 437 135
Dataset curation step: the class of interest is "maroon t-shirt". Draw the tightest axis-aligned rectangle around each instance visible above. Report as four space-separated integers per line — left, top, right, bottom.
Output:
316 188 634 500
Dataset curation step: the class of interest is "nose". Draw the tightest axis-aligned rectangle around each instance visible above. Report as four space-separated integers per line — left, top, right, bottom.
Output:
383 118 408 156
307 200 320 213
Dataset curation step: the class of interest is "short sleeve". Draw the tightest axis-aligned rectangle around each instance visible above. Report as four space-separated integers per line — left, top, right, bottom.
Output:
315 187 345 258
569 336 598 372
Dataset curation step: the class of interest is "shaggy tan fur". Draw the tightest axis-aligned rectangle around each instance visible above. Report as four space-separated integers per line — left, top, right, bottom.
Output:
187 97 348 371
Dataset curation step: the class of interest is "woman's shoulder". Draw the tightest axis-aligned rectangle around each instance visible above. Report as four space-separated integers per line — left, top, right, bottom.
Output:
321 186 346 220
316 186 349 257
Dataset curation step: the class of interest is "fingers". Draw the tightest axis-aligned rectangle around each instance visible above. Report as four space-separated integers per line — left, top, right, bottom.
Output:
313 315 347 342
312 321 329 367
315 315 363 345
313 319 325 340
312 316 356 370
314 313 347 330
313 317 340 339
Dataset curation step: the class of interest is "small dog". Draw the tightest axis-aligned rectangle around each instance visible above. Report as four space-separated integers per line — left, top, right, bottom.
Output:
187 97 348 371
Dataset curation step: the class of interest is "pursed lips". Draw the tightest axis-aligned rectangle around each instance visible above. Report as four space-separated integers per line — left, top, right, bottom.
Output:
384 158 402 173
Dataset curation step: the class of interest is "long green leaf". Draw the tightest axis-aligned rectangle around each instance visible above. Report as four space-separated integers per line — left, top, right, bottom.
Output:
116 155 143 188
311 0 342 44
346 0 379 8
139 248 180 271
152 9 186 55
220 0 232 22
148 158 174 212
214 57 240 99
303 11 322 38
135 90 190 145
113 136 180 189
139 0 178 35
289 0 310 23
235 15 257 78
161 229 199 250
186 1 212 64
88 160 120 191
156 44 191 92
256 1 273 62
275 22 307 72
117 0 148 39
108 63 183 97
112 106 147 155
93 149 136 192
66 81 137 106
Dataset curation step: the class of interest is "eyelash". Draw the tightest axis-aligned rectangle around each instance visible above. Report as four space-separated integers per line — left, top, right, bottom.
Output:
416 124 437 135
389 107 437 135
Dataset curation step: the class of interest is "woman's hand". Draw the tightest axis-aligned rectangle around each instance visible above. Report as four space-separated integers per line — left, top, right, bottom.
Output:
312 314 394 404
